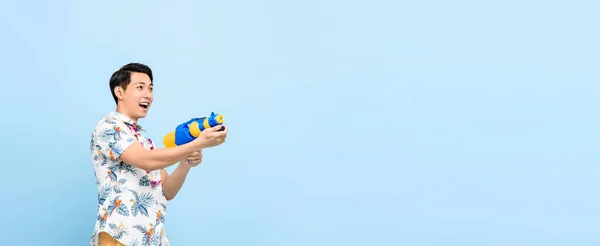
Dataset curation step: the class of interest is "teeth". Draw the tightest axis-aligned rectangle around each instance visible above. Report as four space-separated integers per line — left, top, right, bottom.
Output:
140 102 149 106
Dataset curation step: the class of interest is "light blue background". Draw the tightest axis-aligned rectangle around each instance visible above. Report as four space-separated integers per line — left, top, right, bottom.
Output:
0 0 598 245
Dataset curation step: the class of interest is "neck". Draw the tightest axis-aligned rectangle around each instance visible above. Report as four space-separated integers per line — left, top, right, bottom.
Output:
116 104 138 123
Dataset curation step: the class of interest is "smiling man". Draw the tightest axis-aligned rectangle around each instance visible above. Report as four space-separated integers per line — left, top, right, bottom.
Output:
89 63 228 246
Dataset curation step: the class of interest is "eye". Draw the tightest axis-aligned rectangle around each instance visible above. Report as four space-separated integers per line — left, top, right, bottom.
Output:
137 85 143 90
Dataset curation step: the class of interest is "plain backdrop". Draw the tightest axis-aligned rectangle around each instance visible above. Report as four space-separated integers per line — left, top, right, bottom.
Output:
0 0 599 245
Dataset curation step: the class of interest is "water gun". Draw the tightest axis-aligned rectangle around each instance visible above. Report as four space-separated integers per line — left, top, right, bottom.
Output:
163 112 225 148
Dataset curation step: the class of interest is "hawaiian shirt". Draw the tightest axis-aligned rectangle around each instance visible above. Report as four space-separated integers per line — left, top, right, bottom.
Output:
89 111 170 246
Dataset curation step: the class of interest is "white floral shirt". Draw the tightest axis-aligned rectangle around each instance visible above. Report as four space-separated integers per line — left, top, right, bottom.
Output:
89 111 170 246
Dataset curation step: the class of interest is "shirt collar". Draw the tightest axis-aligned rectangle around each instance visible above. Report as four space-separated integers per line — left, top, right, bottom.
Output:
108 111 144 132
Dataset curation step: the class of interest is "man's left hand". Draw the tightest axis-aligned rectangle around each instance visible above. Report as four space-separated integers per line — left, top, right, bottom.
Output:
185 150 202 167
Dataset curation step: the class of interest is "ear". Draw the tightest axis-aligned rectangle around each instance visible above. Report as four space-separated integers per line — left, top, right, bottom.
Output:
114 86 124 100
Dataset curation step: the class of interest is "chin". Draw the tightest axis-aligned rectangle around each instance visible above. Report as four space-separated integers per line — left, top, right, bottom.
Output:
136 111 149 119
136 107 150 118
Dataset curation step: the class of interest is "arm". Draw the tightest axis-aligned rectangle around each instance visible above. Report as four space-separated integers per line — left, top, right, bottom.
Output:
119 142 201 171
161 150 202 200
95 120 225 172
95 121 201 171
160 163 191 200
126 126 227 171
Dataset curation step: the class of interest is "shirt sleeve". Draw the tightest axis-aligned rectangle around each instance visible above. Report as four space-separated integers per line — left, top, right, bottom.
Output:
93 118 137 161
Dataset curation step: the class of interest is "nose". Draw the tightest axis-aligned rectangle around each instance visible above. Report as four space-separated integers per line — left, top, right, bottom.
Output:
143 90 153 99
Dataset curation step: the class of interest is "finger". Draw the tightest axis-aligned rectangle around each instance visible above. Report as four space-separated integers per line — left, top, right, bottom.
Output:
212 128 228 139
190 153 202 159
205 125 224 133
210 126 227 136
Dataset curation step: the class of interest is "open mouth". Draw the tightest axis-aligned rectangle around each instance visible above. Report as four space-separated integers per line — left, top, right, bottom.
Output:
139 102 150 109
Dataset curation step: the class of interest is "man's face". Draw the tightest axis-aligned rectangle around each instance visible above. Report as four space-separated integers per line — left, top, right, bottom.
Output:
117 72 154 120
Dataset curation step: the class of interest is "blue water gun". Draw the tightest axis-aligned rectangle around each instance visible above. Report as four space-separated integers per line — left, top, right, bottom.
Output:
163 112 225 148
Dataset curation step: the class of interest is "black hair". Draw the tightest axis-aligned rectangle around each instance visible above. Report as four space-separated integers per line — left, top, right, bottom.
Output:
109 63 153 104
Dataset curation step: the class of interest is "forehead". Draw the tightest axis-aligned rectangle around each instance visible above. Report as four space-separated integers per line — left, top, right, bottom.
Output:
129 72 153 86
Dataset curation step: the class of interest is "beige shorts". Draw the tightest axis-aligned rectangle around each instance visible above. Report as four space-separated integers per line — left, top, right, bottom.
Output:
97 232 125 246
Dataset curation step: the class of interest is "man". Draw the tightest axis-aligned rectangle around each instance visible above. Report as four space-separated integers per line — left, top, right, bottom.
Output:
89 63 228 246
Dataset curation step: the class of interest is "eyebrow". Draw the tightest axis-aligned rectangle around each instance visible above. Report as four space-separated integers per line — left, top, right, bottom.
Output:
135 81 153 86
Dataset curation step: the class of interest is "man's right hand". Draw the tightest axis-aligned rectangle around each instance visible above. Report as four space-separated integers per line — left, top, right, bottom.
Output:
193 125 228 148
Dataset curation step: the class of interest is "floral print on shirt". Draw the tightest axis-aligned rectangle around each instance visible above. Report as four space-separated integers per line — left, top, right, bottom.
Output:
90 112 170 246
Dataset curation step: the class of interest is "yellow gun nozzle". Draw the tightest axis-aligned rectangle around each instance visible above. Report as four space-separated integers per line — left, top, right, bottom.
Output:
215 114 224 124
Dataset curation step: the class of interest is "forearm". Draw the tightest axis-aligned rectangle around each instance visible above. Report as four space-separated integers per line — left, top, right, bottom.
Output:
129 140 204 171
162 161 192 200
145 144 197 170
